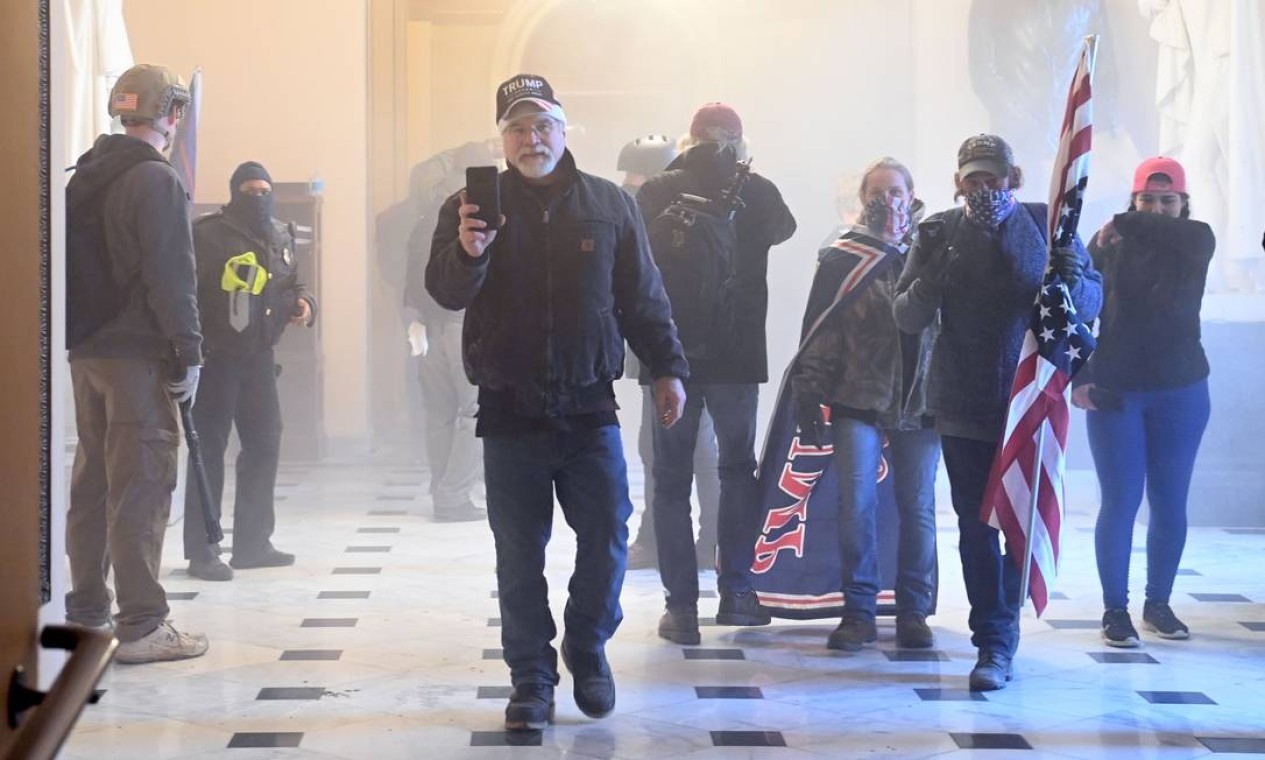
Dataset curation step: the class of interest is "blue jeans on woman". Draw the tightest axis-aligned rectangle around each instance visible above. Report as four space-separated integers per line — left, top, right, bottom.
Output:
832 417 940 619
1088 379 1210 610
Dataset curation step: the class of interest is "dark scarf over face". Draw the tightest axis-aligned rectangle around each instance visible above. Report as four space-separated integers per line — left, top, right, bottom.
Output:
225 161 275 238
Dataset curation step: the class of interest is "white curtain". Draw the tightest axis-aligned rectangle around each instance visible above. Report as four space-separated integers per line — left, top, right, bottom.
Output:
64 0 133 167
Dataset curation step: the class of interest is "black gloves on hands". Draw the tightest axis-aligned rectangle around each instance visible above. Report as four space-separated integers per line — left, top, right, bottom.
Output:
1050 246 1083 287
795 397 829 448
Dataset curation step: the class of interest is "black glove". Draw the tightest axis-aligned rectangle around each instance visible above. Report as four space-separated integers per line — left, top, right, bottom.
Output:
795 397 829 448
1050 246 1083 287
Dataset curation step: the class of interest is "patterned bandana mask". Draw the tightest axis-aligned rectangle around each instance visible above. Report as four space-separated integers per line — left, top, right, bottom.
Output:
964 188 1016 227
861 195 912 240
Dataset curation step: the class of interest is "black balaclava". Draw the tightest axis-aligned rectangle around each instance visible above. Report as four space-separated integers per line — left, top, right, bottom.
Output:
225 161 274 237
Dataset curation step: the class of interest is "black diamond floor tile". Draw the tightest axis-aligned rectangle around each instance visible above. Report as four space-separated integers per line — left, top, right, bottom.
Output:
1239 622 1265 632
1223 528 1265 535
221 528 233 534
385 481 422 487
280 650 342 661
490 590 498 598
477 686 513 699
488 618 501 627
1191 593 1251 603
1175 568 1203 576
699 617 718 627
1198 737 1265 753
916 688 985 701
883 650 950 662
275 482 299 488
1138 691 1217 705
696 686 763 699
684 648 744 661
374 495 414 502
357 527 401 534
167 591 199 601
1089 651 1159 664
300 618 357 628
346 546 391 553
257 687 324 700
699 590 717 599
951 732 1033 750
1050 591 1071 600
482 649 503 660
228 732 303 748
470 731 542 747
367 509 409 516
1045 619 1101 630
92 689 106 701
710 731 786 747
331 567 381 575
318 591 371 599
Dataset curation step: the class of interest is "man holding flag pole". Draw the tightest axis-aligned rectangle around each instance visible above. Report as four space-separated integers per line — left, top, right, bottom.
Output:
894 37 1102 691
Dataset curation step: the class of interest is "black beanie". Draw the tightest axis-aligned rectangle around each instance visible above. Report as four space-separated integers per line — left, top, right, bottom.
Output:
230 161 272 194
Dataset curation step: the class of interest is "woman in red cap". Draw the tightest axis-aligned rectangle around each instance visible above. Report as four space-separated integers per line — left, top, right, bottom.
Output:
1075 156 1216 648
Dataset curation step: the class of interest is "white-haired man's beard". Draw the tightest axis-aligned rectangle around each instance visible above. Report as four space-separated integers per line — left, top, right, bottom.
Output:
513 147 559 179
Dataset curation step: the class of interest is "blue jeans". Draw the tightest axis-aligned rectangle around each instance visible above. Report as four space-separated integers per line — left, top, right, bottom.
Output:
635 385 721 554
483 425 632 687
1089 379 1210 610
832 418 940 619
652 382 759 608
940 435 1021 655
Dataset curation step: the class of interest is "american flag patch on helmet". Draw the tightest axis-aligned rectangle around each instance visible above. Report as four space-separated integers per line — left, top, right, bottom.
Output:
113 92 138 111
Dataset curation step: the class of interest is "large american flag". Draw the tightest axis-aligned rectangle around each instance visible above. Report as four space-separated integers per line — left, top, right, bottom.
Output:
980 36 1099 616
170 68 202 198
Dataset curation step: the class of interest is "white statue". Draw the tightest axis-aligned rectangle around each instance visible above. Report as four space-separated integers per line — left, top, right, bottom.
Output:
1140 0 1265 291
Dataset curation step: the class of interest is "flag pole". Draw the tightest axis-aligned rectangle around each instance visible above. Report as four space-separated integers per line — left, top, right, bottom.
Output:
1019 423 1046 608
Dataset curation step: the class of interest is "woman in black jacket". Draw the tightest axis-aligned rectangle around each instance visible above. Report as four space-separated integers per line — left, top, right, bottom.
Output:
1073 157 1215 648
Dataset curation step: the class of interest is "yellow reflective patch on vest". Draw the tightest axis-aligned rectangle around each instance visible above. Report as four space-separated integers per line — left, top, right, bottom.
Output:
221 251 268 295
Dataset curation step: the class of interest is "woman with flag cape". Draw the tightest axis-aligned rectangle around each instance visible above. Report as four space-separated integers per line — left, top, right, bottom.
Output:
749 158 941 652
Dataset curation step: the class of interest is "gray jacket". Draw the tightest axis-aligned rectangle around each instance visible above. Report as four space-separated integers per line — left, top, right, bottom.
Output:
893 204 1102 441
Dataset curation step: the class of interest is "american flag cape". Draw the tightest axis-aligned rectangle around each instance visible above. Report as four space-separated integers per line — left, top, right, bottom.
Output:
170 68 202 198
749 229 914 619
980 36 1099 616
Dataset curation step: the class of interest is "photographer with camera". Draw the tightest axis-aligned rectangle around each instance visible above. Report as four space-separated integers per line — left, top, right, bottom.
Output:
636 103 796 645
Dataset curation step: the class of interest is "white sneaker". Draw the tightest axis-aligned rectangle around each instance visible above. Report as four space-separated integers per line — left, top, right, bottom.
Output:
114 621 208 664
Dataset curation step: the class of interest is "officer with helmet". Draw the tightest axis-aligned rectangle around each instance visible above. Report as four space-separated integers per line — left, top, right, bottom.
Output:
183 161 317 580
617 134 722 573
65 63 208 663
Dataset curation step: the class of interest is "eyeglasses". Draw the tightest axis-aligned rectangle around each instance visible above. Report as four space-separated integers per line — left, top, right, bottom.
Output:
505 118 559 140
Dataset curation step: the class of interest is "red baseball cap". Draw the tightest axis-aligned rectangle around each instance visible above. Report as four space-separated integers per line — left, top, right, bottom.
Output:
690 103 742 141
1132 156 1186 193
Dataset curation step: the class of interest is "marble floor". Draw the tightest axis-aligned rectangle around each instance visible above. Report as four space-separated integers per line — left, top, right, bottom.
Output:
62 461 1265 759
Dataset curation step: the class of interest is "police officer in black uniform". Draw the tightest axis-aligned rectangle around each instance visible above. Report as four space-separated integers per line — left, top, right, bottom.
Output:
184 161 317 581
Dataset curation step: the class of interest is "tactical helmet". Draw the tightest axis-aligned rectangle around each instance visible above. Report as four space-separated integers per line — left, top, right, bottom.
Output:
617 134 677 177
109 64 190 136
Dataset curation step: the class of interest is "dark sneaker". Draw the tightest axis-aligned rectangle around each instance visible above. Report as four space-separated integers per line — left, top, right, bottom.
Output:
560 641 615 719
626 540 657 571
658 607 701 645
504 683 555 731
187 556 234 581
968 650 1013 691
826 616 877 652
1101 608 1140 648
895 612 934 649
716 591 771 626
432 501 485 523
230 546 295 569
1142 601 1190 640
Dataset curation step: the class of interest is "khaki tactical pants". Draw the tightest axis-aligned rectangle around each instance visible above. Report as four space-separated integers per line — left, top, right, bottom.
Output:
67 358 179 642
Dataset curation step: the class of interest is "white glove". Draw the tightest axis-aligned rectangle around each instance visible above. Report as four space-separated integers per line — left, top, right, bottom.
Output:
167 365 201 406
407 321 429 357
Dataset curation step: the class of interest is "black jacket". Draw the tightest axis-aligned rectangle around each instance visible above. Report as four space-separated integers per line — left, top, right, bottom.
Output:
636 145 797 383
425 150 688 417
1079 212 1213 391
193 211 316 357
67 134 202 368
